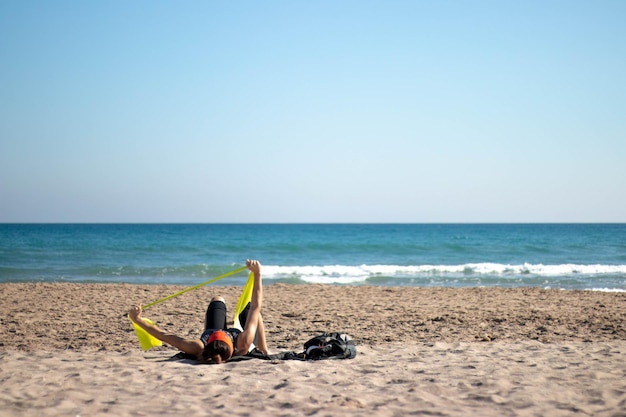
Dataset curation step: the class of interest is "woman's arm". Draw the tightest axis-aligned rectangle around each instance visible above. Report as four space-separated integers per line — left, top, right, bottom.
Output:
129 305 204 357
236 259 263 354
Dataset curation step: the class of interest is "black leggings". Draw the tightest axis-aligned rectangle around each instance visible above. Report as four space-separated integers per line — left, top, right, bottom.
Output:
205 300 250 330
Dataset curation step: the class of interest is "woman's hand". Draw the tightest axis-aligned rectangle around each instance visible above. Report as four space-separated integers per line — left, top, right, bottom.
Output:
129 304 143 323
246 259 262 274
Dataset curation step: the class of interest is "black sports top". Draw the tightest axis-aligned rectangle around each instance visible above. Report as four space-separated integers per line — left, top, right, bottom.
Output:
200 328 242 354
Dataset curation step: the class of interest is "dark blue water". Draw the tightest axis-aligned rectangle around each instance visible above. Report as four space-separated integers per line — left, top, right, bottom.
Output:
1 224 625 290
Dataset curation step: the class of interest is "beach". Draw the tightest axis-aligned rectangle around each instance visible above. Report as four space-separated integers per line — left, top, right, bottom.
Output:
1 283 625 416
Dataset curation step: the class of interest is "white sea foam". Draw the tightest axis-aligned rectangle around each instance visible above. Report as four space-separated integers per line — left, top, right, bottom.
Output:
262 263 626 289
264 263 626 277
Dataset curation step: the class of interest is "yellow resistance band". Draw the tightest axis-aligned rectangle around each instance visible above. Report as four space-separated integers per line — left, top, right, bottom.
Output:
141 265 248 310
130 265 249 351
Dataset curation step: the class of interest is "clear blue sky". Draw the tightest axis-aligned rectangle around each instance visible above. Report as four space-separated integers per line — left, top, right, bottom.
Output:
1 1 625 222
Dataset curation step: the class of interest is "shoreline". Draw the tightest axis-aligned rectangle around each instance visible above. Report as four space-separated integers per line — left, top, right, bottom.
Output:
1 279 625 293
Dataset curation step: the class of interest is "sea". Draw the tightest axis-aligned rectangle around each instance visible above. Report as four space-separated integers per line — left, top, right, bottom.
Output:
1 224 625 291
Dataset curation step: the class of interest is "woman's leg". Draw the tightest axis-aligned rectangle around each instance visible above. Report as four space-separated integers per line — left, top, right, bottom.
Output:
255 314 268 355
205 296 227 331
237 302 251 329
236 302 268 354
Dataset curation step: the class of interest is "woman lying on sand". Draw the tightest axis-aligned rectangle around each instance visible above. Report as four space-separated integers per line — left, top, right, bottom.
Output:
129 259 268 363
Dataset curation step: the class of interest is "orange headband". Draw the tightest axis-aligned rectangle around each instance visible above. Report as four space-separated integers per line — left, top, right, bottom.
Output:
207 330 234 355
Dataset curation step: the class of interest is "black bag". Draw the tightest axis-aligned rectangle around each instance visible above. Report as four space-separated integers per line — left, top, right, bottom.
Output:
302 332 357 360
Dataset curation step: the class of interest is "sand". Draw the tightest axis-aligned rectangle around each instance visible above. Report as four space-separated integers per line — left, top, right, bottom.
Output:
1 283 625 416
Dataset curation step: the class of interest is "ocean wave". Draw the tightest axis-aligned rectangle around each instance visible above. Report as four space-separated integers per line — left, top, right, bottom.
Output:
261 263 626 291
263 263 626 280
589 288 626 293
